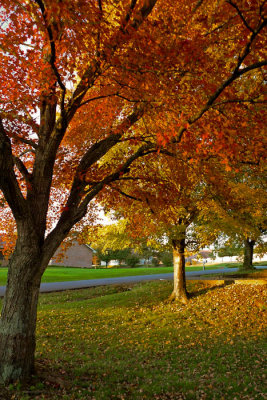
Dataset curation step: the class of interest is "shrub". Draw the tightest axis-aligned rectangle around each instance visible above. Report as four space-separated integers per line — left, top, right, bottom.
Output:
125 254 140 268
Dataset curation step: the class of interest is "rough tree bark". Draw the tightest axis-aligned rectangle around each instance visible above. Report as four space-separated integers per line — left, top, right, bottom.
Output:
0 118 149 384
169 237 189 304
0 220 46 383
241 237 255 270
0 255 41 382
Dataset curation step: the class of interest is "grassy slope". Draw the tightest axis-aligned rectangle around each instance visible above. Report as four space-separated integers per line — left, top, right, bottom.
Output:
1 262 266 286
1 280 266 399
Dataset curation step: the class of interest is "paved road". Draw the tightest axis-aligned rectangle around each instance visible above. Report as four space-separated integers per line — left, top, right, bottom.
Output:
0 266 266 297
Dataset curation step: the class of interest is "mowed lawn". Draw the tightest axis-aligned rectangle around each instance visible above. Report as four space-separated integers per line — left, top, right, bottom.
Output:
0 266 173 286
0 263 243 286
0 280 266 399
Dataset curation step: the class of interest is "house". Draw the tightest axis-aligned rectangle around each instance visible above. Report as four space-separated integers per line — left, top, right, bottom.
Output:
50 240 94 268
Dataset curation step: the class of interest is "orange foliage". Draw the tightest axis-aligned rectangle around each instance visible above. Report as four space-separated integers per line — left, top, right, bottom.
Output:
0 0 266 248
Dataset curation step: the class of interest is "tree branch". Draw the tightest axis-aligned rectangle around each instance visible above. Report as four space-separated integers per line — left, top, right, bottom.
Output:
13 156 32 183
42 142 153 259
46 104 146 244
121 0 138 32
0 116 27 218
15 135 38 149
75 103 145 179
79 93 118 108
213 97 266 107
65 0 158 124
185 22 266 129
115 93 148 103
78 142 153 210
111 186 143 202
66 61 102 124
131 0 158 30
227 0 255 33
192 0 205 14
34 0 66 108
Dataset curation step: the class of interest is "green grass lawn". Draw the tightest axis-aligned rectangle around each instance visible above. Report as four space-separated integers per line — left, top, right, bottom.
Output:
0 266 175 285
1 262 263 286
0 280 265 399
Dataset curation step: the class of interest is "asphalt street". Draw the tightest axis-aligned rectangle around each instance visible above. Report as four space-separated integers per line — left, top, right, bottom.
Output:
0 266 266 297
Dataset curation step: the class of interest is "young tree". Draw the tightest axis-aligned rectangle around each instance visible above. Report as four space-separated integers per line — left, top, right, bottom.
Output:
94 248 113 268
159 252 173 267
0 0 265 383
125 252 140 267
99 153 217 304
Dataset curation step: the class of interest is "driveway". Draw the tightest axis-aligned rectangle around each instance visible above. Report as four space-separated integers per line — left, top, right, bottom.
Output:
0 266 266 297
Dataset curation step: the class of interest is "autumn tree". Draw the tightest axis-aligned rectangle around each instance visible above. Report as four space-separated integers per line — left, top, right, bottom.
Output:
90 218 160 263
200 165 267 270
90 219 137 251
90 220 160 266
0 0 167 383
239 172 267 269
93 247 132 267
98 152 220 304
0 0 266 383
96 138 266 302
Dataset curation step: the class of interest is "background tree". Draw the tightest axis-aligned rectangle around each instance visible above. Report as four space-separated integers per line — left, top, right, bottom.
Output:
94 248 115 268
214 237 243 260
125 252 140 267
200 165 267 270
90 219 137 252
97 136 266 301
99 152 223 304
90 220 160 265
158 252 173 267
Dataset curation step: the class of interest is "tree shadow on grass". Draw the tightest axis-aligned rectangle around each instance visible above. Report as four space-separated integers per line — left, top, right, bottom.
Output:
188 281 233 299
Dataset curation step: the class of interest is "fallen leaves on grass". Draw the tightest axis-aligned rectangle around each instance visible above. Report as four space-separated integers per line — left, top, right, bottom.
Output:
4 281 266 400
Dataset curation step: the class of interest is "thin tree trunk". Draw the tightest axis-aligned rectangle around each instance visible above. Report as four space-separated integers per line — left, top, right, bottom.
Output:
240 238 255 271
169 238 188 304
0 248 43 383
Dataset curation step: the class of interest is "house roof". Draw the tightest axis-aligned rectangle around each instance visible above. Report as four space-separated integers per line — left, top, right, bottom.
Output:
85 244 96 252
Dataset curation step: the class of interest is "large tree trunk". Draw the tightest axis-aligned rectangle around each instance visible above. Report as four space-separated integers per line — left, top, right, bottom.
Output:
169 238 188 304
0 245 43 384
240 238 255 271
